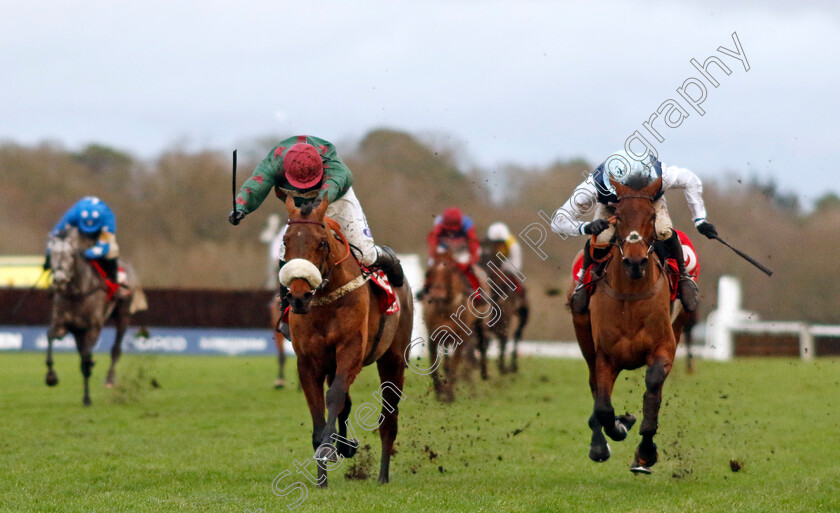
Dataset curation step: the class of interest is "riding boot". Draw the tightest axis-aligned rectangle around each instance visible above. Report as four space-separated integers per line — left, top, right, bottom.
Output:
373 246 404 288
570 239 594 315
276 260 291 340
101 258 119 284
662 231 698 312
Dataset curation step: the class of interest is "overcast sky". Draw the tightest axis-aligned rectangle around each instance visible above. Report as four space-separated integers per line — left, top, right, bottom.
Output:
2 0 838 204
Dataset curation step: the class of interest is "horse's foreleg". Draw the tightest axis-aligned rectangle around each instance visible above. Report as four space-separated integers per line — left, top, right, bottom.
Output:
593 356 635 442
496 326 508 375
375 349 406 484
475 321 488 380
428 341 445 400
585 358 609 462
298 361 328 487
274 334 287 388
105 311 128 388
512 304 529 373
334 392 357 458
632 357 672 473
45 326 62 387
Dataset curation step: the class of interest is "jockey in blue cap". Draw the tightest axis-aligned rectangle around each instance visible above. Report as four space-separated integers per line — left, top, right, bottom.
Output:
551 151 718 315
46 196 121 287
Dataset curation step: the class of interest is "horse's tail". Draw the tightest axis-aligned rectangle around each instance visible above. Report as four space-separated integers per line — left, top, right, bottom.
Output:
119 261 148 313
514 303 529 341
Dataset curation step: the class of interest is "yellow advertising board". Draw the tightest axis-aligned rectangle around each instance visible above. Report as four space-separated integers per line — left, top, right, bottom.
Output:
0 256 51 288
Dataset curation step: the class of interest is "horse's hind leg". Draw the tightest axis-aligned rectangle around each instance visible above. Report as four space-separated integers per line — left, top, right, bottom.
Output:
77 329 99 406
631 356 672 474
375 349 406 484
45 326 63 387
105 308 129 388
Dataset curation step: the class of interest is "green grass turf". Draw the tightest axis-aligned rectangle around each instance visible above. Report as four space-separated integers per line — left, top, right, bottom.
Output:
0 352 838 512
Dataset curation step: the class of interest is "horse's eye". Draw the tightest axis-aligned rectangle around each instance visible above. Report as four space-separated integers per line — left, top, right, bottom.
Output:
319 240 329 248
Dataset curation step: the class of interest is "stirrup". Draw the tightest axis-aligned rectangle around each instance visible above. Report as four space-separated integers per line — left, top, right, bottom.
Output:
276 322 291 340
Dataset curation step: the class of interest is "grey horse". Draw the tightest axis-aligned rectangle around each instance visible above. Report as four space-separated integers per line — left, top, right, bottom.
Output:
45 227 137 406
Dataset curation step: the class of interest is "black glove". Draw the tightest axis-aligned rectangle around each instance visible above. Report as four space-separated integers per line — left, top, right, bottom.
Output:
583 219 611 235
228 209 246 226
697 221 718 239
43 253 51 271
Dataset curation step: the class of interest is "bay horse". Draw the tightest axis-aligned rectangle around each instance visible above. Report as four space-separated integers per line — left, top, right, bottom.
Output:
479 238 529 374
280 196 413 486
568 175 686 474
422 248 485 401
45 227 135 406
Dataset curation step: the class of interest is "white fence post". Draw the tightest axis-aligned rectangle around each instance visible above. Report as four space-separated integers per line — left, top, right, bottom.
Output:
705 275 745 360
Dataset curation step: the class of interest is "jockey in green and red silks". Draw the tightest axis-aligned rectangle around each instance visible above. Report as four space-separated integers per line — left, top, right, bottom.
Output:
47 196 120 283
229 134 404 287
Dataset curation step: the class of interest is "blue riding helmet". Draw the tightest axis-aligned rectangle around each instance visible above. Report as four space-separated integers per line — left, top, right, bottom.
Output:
77 199 107 235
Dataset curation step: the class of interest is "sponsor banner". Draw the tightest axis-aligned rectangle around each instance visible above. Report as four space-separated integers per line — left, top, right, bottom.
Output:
0 326 286 356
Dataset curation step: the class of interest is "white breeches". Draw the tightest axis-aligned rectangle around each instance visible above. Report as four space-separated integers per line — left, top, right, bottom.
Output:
276 187 378 265
594 197 673 244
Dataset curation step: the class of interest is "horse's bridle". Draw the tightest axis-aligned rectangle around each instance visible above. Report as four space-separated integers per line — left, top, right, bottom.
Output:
286 218 334 293
611 193 656 258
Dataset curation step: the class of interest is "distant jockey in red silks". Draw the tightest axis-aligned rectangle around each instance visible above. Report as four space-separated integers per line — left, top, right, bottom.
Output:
420 207 489 298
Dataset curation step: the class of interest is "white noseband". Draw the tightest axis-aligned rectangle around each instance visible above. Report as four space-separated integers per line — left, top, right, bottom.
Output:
279 258 323 289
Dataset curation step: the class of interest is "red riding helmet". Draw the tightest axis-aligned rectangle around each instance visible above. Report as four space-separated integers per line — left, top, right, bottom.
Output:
284 143 324 189
441 207 463 230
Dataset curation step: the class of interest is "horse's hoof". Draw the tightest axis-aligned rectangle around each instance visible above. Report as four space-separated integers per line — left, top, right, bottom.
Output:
618 414 637 432
630 463 652 475
314 444 338 463
378 475 389 484
45 373 59 387
83 397 92 406
273 379 286 389
634 443 658 467
589 443 610 462
336 440 359 458
104 382 114 389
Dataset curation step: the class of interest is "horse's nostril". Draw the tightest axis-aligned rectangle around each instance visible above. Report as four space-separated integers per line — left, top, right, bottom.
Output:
640 258 648 266
304 291 314 299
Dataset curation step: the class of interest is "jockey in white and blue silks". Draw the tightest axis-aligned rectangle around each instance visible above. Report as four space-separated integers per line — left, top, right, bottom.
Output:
47 196 120 284
551 151 719 314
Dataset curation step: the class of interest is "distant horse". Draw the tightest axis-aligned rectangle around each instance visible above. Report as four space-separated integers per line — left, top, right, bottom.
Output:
280 196 413 486
567 175 682 474
680 308 699 374
479 238 529 373
45 228 135 406
269 294 287 388
422 249 485 401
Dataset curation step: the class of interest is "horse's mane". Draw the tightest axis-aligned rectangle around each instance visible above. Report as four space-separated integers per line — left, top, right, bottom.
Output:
300 198 322 218
624 173 650 191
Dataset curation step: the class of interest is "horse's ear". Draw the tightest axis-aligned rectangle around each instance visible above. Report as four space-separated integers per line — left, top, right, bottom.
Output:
642 175 663 197
285 195 297 218
313 196 329 220
611 177 631 199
